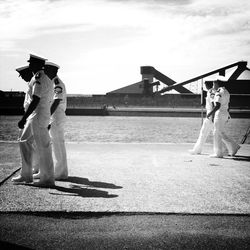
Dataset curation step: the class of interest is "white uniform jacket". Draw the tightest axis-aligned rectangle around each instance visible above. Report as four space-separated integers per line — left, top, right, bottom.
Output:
27 70 53 127
205 88 215 114
214 87 230 118
51 76 67 123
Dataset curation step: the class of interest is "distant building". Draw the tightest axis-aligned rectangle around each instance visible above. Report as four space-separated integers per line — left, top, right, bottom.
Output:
107 66 192 97
0 90 25 115
107 62 250 96
0 90 25 98
107 80 148 96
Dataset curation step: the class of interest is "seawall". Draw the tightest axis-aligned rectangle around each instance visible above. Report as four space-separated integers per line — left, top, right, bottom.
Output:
1 93 249 118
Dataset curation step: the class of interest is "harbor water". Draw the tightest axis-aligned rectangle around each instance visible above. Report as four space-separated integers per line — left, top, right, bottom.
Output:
0 116 249 144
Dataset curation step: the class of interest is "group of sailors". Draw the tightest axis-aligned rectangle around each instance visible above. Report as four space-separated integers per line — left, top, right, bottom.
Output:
190 78 240 157
11 54 240 188
12 54 68 187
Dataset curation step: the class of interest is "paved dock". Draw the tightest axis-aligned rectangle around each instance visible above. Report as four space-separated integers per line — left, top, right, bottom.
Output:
0 142 250 249
1 142 250 213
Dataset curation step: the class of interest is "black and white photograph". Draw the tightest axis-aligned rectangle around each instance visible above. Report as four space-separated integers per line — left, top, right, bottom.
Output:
0 0 250 249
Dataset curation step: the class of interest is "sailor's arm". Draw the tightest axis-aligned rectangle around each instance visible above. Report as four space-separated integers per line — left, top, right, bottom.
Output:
18 95 40 129
51 80 63 115
50 99 61 115
206 102 220 120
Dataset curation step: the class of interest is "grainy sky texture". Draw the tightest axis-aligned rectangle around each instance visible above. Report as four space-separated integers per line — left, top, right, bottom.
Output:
0 0 249 94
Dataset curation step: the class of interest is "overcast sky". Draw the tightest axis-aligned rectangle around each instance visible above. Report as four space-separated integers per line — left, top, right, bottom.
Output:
0 0 249 94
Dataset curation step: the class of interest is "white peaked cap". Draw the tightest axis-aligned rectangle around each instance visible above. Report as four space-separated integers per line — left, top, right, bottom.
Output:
45 61 60 69
16 65 29 72
27 53 47 62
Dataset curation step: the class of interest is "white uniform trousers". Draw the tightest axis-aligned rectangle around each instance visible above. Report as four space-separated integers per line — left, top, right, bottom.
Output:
19 118 54 182
192 118 213 153
31 144 39 174
18 127 39 175
213 114 239 156
18 119 35 179
49 120 68 179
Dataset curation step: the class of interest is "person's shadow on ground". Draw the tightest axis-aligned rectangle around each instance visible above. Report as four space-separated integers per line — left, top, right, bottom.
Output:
64 176 123 189
232 155 250 162
50 184 118 198
221 155 250 162
25 176 122 198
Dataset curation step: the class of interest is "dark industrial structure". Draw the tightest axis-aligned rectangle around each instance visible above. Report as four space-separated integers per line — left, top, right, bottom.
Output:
159 61 250 94
107 61 250 96
107 66 193 96
106 61 250 110
1 61 250 116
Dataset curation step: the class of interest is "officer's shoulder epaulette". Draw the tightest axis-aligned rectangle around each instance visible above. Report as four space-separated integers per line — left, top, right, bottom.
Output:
54 86 63 94
54 78 59 85
215 89 222 97
35 72 41 79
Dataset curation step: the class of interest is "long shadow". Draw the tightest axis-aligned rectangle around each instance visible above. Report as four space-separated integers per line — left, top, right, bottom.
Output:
64 176 123 189
24 183 118 198
231 155 250 162
206 155 250 162
50 184 118 198
192 153 250 162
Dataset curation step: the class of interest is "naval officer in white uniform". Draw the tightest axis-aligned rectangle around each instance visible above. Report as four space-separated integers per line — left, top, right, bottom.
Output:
189 81 215 154
15 65 39 175
45 62 68 180
207 79 240 157
12 54 55 187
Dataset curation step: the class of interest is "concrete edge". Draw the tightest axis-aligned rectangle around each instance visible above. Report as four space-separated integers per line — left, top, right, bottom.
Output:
0 211 250 218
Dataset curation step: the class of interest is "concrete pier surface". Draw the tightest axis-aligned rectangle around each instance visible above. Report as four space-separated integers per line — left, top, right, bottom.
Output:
0 142 250 249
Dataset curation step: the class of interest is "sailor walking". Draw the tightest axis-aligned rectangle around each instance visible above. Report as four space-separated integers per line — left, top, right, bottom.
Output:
12 54 55 187
45 62 68 180
207 79 240 157
15 65 39 174
190 81 215 154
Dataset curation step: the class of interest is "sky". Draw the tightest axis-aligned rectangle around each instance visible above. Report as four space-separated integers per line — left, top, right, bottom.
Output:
0 0 250 94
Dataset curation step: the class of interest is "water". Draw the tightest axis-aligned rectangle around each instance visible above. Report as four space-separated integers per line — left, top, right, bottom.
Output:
0 116 249 144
